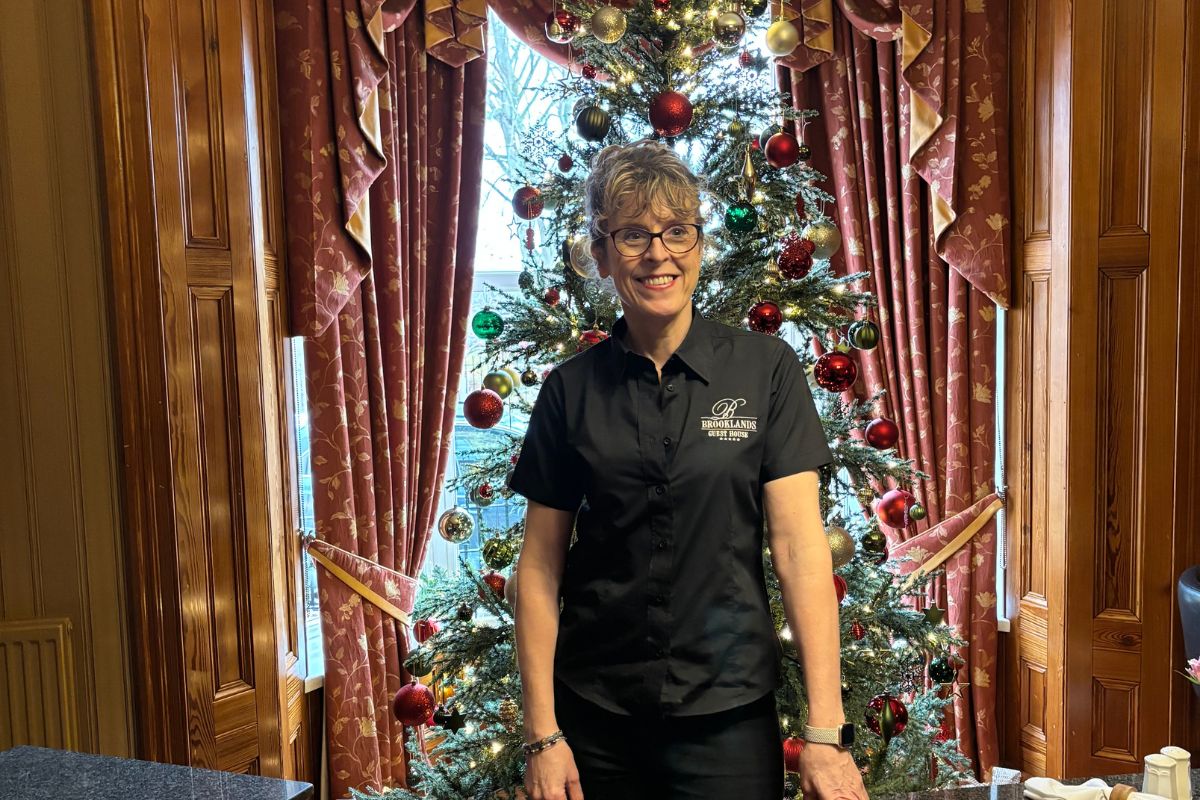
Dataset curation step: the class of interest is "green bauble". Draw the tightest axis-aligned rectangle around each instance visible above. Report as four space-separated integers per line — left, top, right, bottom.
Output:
405 646 435 678
483 369 514 399
724 201 758 234
929 656 956 684
518 270 535 291
471 309 504 339
861 528 888 559
482 537 516 570
908 501 927 521
575 105 612 142
850 320 880 350
728 119 746 137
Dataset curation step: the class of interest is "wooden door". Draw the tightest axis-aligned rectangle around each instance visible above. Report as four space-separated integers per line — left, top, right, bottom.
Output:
90 0 304 775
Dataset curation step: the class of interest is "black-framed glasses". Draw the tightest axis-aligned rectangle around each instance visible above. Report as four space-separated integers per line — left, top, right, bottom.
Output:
601 223 703 257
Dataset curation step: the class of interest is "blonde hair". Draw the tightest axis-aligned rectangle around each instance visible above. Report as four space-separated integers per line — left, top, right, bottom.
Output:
584 141 704 247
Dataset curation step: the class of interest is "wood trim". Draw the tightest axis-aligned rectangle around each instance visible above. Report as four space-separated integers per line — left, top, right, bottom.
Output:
89 0 190 764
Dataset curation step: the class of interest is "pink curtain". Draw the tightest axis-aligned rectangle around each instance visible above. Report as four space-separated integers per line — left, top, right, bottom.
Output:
779 0 1010 778
275 0 486 795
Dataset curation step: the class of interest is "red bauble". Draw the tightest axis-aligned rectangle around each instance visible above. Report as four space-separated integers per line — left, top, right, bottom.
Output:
479 570 507 600
558 153 574 172
739 50 753 67
525 227 535 251
814 352 858 392
751 139 761 151
464 389 504 429
554 8 578 31
509 453 520 465
782 736 805 772
544 287 561 306
866 694 909 740
850 620 866 641
748 301 783 334
512 186 544 220
653 0 670 10
582 63 598 80
833 573 848 603
765 132 801 168
477 482 494 500
778 236 815 280
649 90 694 137
876 488 916 529
864 417 900 449
577 327 609 351
393 680 436 727
413 618 441 644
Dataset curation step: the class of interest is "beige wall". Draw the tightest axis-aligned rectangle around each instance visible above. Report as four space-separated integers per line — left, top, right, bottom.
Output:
0 0 133 756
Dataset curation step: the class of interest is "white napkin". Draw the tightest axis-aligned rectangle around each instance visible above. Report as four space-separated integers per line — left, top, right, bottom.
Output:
1024 777 1112 800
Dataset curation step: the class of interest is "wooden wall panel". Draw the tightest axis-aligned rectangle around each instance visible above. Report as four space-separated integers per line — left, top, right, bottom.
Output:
1004 0 1200 776
0 0 133 756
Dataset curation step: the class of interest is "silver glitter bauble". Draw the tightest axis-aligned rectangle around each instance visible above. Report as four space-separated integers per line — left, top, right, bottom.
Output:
590 6 627 44
765 19 800 55
801 219 842 260
437 507 474 544
713 12 746 49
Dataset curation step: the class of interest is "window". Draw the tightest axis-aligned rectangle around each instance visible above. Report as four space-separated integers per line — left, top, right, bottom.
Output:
425 12 571 575
291 342 323 680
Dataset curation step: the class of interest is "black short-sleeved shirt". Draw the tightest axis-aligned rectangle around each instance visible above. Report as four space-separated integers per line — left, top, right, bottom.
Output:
507 304 833 717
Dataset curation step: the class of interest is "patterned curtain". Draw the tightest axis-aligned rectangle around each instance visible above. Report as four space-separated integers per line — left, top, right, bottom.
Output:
779 0 1010 778
275 0 486 795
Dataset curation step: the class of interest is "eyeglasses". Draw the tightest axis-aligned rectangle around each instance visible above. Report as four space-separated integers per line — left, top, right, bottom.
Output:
601 223 703 257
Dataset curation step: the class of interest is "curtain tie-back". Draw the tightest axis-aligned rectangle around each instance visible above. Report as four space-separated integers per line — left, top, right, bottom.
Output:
425 0 486 67
307 539 417 627
898 496 1003 592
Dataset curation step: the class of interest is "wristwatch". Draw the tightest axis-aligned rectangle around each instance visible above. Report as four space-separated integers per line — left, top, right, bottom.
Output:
803 722 856 748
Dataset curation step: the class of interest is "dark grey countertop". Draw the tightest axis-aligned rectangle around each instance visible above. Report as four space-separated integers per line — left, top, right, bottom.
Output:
0 746 314 800
889 769 1200 800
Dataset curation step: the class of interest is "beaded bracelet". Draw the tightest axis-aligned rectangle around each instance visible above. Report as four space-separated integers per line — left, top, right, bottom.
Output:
522 730 567 757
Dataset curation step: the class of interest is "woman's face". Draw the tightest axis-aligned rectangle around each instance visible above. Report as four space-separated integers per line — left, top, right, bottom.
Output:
593 203 702 325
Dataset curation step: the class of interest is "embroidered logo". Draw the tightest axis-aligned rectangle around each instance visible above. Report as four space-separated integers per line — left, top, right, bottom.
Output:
699 398 759 441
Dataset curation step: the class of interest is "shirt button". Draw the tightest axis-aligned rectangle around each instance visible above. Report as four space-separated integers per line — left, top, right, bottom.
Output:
656 648 667 658
666 383 676 392
653 594 667 605
662 436 671 446
655 540 667 551
654 484 665 495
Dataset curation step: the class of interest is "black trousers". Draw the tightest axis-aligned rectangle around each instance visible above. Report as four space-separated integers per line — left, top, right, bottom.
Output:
553 680 784 799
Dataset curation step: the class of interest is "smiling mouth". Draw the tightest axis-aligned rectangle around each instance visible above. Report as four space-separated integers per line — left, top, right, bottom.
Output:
637 275 679 287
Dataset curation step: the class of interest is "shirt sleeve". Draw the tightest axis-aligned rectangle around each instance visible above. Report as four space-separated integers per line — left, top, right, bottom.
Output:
506 369 584 511
761 343 834 482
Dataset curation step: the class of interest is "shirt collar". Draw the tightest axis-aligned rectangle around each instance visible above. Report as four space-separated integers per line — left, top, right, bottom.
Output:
607 303 713 384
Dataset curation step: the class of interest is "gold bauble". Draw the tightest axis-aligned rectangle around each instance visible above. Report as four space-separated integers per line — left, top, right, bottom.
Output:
801 219 842 260
590 6 627 44
728 119 746 137
713 11 747 49
499 698 520 732
503 365 522 387
826 525 856 569
483 369 514 399
437 507 474 544
741 145 758 200
765 19 800 56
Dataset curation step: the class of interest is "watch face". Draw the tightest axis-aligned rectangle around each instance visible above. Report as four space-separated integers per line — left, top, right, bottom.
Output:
839 723 856 747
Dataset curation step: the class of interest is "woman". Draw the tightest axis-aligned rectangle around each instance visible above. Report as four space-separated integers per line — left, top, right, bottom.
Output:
507 141 868 800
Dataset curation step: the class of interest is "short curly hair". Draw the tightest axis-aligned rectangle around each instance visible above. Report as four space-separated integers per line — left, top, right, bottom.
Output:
584 141 704 248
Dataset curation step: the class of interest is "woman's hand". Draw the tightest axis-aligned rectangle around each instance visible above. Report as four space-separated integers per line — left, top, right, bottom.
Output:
798 743 869 800
524 742 584 800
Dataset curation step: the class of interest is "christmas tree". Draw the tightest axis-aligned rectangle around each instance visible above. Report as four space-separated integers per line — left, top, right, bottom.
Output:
366 2 974 798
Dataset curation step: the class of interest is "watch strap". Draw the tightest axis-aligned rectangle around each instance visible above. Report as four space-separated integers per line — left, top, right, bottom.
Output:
802 725 842 745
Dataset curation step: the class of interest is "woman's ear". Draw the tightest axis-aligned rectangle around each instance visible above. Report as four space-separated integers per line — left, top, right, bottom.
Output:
592 242 609 279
